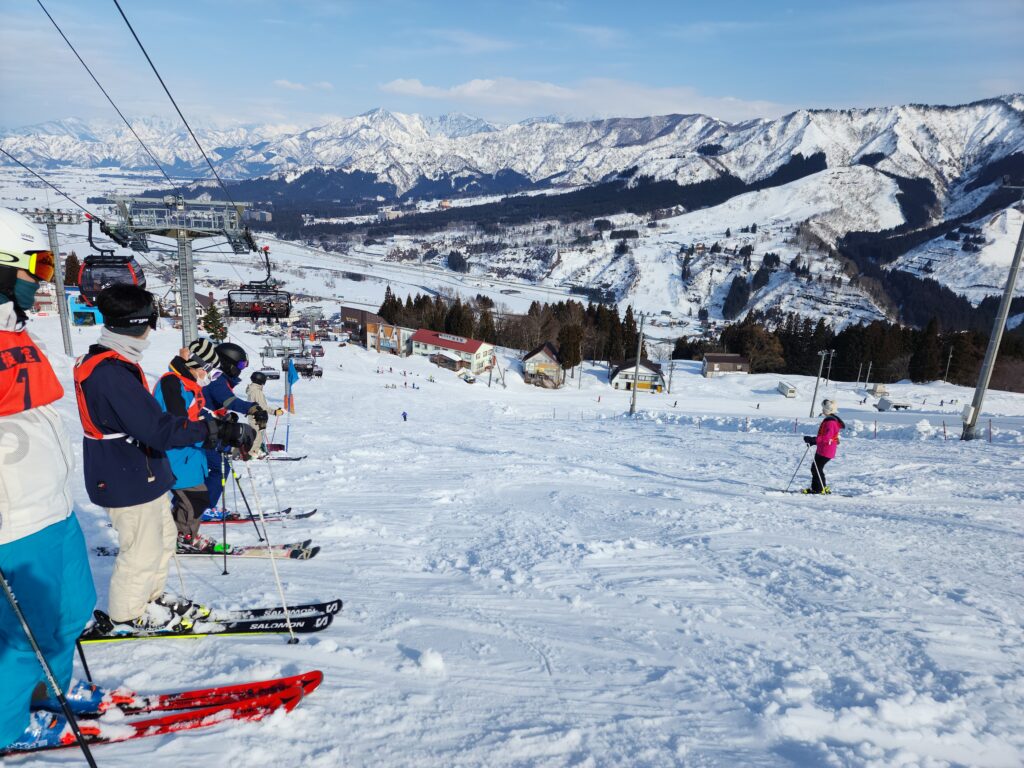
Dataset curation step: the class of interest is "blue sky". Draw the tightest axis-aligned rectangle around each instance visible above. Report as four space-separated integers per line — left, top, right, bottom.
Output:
3 0 1023 127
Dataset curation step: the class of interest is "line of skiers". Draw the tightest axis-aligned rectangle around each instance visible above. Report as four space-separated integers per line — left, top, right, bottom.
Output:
0 209 286 751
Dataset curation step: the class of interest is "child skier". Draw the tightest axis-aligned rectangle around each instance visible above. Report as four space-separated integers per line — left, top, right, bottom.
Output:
244 370 284 458
152 338 228 552
0 209 100 751
74 285 254 633
202 343 267 509
802 399 845 494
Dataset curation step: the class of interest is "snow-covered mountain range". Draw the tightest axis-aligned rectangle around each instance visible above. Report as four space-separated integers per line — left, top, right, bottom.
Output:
3 96 1022 208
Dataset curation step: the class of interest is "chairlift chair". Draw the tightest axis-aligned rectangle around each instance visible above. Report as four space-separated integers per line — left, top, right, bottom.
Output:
77 216 147 306
227 245 291 320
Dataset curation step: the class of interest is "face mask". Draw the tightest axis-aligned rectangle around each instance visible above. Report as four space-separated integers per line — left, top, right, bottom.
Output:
13 278 40 310
195 371 211 387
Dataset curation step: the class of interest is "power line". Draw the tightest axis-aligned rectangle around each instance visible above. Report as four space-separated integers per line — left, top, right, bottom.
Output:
0 147 98 219
35 0 182 196
111 0 238 209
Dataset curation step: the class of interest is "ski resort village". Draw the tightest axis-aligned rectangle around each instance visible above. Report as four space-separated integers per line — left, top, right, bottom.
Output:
2 2 1024 766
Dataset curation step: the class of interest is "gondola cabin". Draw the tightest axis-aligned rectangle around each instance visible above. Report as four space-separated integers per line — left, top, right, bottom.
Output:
77 255 146 306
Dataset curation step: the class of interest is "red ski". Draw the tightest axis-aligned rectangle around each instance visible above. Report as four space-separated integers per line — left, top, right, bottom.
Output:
113 670 323 716
4 685 309 754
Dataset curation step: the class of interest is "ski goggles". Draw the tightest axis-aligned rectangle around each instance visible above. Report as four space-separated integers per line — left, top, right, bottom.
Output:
237 359 248 371
0 249 56 282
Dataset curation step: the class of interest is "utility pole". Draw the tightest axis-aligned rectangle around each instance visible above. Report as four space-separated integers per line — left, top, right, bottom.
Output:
668 358 675 395
629 313 645 416
856 362 863 387
962 187 1024 440
825 349 835 385
809 349 828 418
43 213 74 357
944 347 954 383
865 360 873 389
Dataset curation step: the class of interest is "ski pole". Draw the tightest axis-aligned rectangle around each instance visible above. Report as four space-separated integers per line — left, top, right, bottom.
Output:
269 411 281 450
230 462 267 542
76 640 93 683
262 447 285 520
0 567 99 768
785 444 812 492
242 462 298 644
220 453 229 576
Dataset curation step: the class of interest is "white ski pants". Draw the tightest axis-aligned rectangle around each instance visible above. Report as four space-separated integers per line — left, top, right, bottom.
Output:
106 495 176 622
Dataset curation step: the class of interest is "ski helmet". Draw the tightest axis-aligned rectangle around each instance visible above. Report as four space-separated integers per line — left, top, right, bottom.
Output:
250 370 267 386
0 208 56 312
215 342 248 378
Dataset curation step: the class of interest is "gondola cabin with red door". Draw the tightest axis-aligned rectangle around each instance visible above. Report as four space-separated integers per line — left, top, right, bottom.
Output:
77 254 147 306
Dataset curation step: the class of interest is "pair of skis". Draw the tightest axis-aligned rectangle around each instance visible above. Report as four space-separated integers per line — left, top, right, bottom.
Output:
199 506 317 526
81 599 342 643
3 670 323 755
94 538 320 560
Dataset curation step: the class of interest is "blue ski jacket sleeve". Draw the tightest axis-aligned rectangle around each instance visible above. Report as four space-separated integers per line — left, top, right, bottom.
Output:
202 374 256 416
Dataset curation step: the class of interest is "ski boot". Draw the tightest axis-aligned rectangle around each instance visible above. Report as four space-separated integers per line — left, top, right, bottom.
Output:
4 710 100 751
33 679 135 716
177 532 232 555
102 602 190 636
152 592 211 621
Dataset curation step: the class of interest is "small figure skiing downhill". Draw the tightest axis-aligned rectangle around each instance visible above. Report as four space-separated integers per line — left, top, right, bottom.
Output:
802 399 845 494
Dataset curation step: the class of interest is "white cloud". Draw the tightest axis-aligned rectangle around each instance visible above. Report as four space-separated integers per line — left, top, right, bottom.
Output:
381 77 787 122
272 79 334 92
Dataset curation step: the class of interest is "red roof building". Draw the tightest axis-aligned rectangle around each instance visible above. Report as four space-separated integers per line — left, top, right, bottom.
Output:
411 329 494 374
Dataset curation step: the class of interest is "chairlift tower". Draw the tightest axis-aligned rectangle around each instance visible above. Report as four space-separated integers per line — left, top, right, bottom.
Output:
107 195 254 345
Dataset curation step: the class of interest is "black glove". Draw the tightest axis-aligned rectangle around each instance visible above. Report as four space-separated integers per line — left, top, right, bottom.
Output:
803 435 815 445
206 417 257 451
249 405 269 429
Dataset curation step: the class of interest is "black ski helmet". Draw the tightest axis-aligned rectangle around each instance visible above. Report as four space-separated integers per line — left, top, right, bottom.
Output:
250 370 267 386
215 342 248 378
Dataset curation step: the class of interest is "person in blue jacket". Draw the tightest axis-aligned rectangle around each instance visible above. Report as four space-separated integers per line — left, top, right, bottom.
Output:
152 338 223 553
202 342 267 509
74 286 254 633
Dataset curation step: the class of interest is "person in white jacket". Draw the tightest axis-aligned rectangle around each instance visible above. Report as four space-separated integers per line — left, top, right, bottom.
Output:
245 370 283 457
0 208 101 751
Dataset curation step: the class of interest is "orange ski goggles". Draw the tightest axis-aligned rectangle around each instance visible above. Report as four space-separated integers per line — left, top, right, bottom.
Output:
0 249 56 282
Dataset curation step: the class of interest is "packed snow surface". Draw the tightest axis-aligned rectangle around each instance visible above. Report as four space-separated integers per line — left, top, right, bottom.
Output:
15 313 1024 767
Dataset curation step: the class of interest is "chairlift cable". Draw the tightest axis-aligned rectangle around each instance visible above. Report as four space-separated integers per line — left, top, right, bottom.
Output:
0 147 99 219
35 0 185 197
111 0 239 210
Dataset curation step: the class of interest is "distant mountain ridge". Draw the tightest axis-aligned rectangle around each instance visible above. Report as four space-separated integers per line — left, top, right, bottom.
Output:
3 96 1023 213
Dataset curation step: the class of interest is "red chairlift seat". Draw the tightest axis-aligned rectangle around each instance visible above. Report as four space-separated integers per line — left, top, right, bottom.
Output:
227 244 291 319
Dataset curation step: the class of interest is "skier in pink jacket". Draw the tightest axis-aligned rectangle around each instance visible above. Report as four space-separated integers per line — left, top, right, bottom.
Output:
802 399 845 494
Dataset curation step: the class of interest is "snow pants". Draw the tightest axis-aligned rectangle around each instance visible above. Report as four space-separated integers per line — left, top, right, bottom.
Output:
0 516 96 747
106 495 175 622
171 484 211 540
810 454 831 493
205 449 227 509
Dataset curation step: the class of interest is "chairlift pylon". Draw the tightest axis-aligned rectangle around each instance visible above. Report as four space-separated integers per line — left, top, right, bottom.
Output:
227 244 291 320
77 215 147 306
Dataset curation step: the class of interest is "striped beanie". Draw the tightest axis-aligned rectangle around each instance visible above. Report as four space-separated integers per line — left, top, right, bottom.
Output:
186 338 218 369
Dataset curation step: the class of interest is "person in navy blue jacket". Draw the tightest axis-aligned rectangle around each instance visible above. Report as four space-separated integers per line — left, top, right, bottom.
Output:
202 342 267 509
74 286 254 634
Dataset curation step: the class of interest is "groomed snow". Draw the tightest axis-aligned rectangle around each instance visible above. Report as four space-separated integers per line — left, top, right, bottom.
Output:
14 313 1024 767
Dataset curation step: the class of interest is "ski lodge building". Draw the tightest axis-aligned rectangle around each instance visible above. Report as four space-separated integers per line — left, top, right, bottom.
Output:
366 321 416 357
609 358 666 392
701 353 750 378
411 329 495 375
522 341 564 388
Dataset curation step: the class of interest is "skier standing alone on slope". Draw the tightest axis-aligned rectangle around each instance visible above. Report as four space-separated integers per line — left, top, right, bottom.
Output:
74 285 255 633
0 209 99 750
152 338 226 552
245 370 283 458
803 399 845 494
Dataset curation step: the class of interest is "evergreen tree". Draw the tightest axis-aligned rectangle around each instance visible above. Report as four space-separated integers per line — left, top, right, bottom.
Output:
909 317 942 382
558 324 584 375
722 276 751 319
202 302 228 342
476 308 497 344
623 305 639 355
63 250 80 287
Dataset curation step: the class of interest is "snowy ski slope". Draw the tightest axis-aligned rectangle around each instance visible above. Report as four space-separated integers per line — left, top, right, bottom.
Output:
15 312 1024 768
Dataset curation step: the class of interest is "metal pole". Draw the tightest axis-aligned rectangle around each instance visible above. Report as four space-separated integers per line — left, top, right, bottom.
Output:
865 360 873 389
962 200 1024 440
629 313 645 416
856 362 863 387
0 567 99 767
944 347 953 383
825 349 835 385
44 214 74 357
809 350 827 418
785 444 812 492
177 231 197 346
668 358 675 395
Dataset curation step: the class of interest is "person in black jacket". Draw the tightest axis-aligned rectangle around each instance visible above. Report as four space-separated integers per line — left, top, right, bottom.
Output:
74 285 254 633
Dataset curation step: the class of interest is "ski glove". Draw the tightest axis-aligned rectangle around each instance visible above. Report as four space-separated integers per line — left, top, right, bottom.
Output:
803 435 816 445
248 405 269 428
206 417 257 451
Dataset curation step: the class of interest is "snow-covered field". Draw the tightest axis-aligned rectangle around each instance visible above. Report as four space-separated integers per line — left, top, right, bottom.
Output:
13 311 1024 767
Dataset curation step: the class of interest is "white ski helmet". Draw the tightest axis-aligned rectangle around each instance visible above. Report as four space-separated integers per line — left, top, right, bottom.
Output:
821 399 837 415
0 208 54 280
